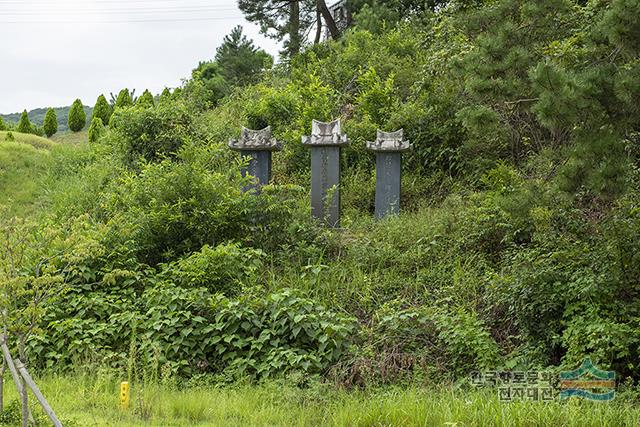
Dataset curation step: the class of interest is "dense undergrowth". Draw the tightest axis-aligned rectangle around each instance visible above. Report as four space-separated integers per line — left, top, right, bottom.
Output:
1 0 639 393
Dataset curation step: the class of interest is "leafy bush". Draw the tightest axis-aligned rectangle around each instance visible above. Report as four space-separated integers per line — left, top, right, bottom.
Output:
208 289 354 378
33 278 354 378
109 102 194 164
159 243 265 295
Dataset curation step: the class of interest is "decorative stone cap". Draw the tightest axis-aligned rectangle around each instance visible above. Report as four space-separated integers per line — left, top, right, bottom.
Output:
302 119 349 147
229 126 283 151
366 129 412 152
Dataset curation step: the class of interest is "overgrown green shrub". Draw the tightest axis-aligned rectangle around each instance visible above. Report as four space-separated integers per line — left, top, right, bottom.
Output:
109 102 194 164
159 243 264 295
208 289 355 378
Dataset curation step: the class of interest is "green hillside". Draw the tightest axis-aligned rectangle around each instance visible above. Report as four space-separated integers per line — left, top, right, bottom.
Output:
0 130 54 149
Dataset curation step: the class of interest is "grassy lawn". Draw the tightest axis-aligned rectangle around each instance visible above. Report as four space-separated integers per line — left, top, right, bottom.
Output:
1 374 638 426
50 130 88 145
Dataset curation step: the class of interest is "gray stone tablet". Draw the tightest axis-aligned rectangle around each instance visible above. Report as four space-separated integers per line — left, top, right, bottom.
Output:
229 126 282 192
302 120 349 227
366 130 412 219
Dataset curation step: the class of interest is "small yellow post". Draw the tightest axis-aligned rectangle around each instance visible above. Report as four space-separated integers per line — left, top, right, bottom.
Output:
120 381 130 410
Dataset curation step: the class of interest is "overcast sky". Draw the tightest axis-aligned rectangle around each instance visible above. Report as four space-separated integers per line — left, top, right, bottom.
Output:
0 0 281 114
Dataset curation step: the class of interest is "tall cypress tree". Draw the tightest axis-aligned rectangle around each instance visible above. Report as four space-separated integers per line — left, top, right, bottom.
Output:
114 89 134 109
16 110 32 134
43 108 58 137
88 117 105 143
92 95 113 127
159 88 172 104
68 99 87 132
136 89 155 108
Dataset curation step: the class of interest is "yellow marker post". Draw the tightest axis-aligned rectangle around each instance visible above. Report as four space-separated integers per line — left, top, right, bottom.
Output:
120 381 130 410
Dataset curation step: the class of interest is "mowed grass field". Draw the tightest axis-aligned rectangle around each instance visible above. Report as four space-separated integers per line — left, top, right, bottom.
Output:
1 374 639 427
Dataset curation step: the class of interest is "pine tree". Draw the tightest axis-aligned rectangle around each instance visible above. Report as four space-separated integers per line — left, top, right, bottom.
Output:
88 117 105 143
136 89 155 108
114 89 134 109
458 0 575 162
215 26 273 86
43 108 58 137
16 110 32 134
529 0 640 196
237 0 340 58
0 116 6 131
92 95 113 127
68 99 87 132
191 27 273 106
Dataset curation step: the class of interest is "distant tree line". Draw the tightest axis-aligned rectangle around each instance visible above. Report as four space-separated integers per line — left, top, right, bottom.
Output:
1 87 168 141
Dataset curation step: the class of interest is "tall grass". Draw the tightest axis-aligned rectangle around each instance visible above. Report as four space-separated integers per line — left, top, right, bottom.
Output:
1 374 638 426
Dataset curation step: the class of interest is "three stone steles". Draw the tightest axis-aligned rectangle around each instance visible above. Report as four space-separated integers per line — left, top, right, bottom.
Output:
229 119 411 227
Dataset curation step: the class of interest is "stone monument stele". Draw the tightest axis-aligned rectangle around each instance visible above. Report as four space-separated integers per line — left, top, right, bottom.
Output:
229 126 282 192
302 119 349 228
366 129 412 219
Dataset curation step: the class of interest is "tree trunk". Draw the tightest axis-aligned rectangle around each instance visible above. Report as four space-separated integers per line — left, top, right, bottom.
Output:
289 0 301 56
317 0 340 40
314 7 323 44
